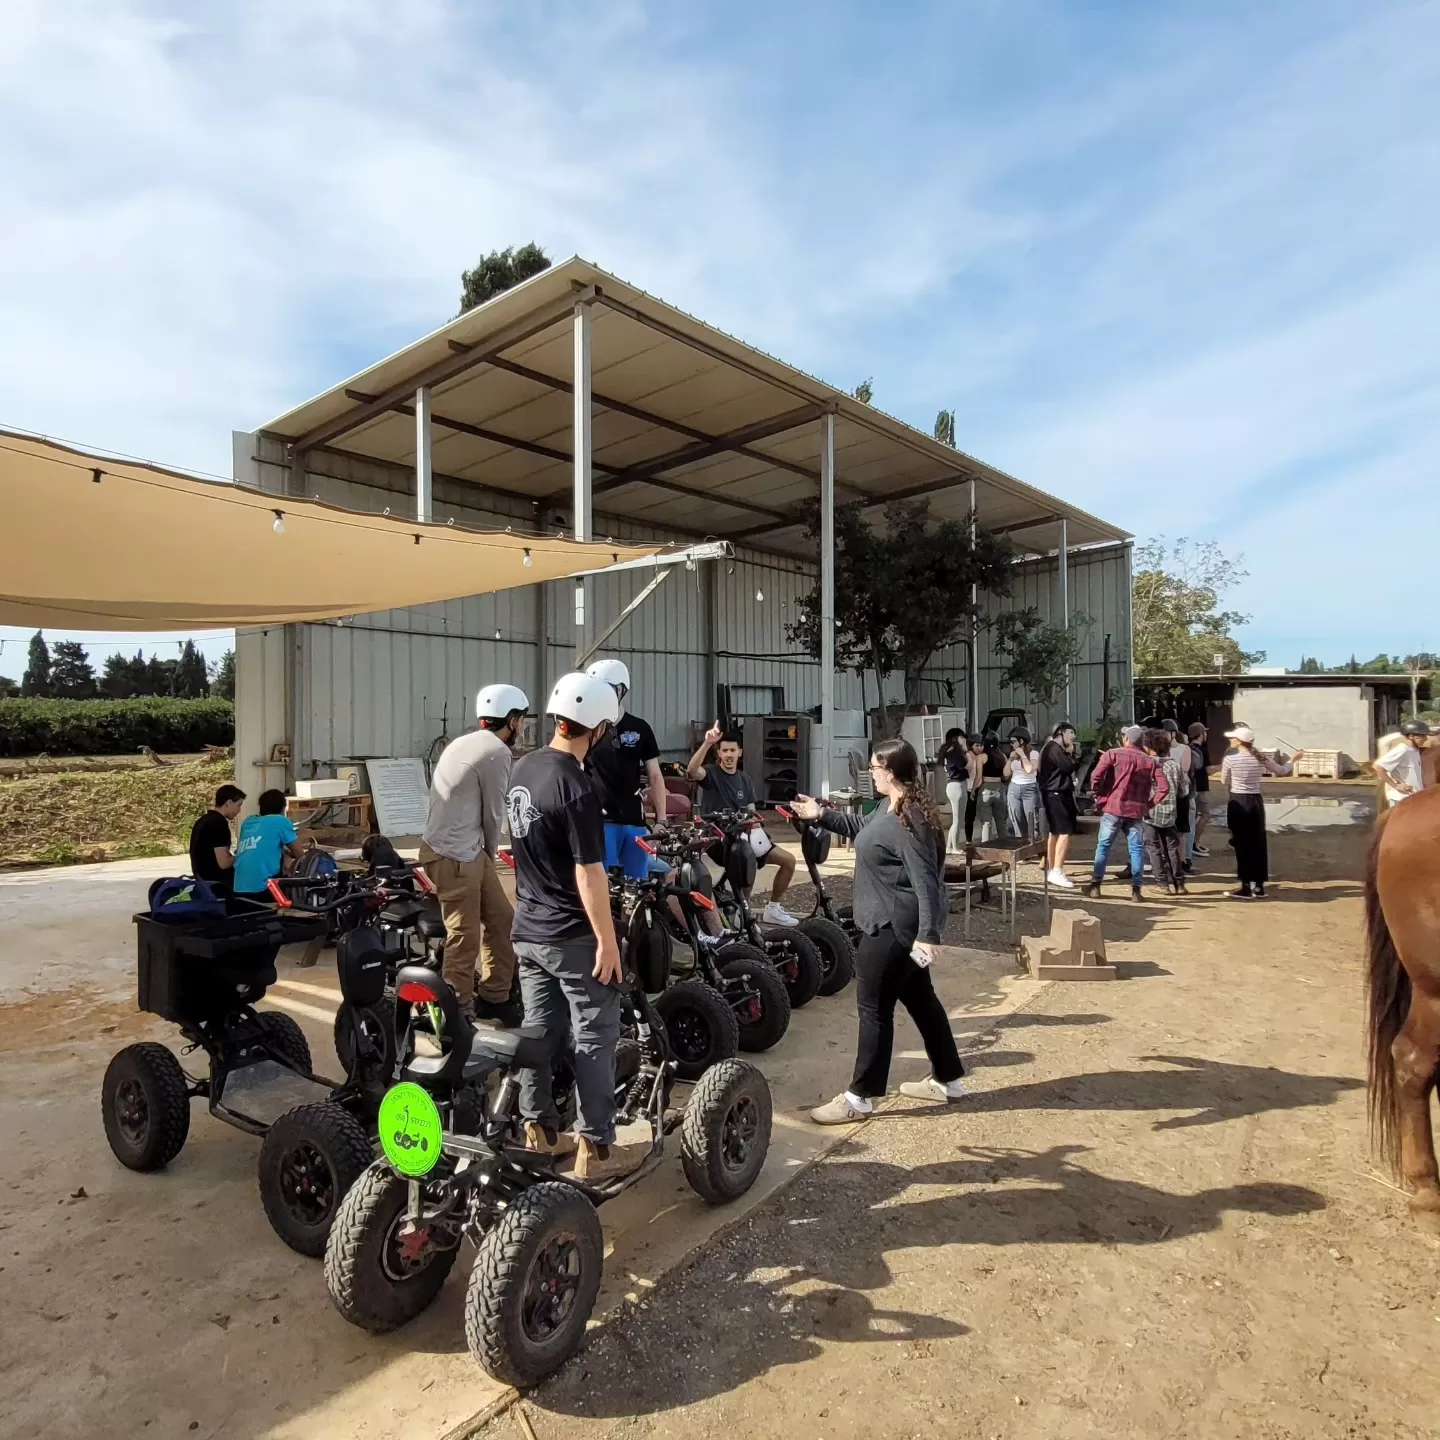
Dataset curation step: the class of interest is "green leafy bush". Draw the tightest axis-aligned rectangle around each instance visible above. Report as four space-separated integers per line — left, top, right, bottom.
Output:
0 697 234 757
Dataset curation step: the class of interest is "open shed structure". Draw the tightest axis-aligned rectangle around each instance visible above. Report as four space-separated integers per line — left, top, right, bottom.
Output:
235 258 1131 791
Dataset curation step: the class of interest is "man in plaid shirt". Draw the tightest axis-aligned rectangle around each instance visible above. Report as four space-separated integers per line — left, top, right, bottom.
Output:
1083 726 1169 901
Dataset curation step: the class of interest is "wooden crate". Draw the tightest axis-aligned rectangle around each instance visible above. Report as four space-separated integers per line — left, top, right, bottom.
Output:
1293 749 1341 779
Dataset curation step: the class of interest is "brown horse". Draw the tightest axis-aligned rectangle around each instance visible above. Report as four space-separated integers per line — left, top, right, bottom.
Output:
1366 779 1440 1232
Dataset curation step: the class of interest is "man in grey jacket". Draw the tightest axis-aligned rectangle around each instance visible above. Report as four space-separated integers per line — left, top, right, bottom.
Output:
419 683 528 1023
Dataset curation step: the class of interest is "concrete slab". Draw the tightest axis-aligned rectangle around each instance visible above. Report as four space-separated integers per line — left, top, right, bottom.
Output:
0 852 1043 1440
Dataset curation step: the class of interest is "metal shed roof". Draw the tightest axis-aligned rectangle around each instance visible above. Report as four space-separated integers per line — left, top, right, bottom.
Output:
259 257 1128 558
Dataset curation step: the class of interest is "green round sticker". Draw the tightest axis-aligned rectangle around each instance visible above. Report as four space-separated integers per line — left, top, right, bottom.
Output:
378 1082 443 1177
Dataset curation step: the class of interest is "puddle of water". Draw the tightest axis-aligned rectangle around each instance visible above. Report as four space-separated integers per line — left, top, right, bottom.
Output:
1209 797 1373 830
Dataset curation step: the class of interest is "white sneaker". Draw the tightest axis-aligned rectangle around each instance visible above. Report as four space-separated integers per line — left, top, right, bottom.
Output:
898 1075 966 1103
1048 868 1076 889
762 902 799 927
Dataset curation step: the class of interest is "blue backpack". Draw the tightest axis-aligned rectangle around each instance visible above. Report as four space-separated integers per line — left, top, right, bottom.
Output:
149 877 228 922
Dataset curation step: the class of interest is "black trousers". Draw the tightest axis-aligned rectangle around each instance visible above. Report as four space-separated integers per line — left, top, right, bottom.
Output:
1227 793 1268 885
851 927 965 1098
964 791 977 841
1144 823 1184 890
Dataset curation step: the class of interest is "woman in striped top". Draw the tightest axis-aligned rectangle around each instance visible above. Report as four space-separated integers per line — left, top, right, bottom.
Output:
1220 724 1304 899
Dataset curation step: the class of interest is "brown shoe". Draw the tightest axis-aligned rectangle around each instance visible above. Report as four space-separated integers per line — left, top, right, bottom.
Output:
571 1135 649 1183
523 1121 576 1157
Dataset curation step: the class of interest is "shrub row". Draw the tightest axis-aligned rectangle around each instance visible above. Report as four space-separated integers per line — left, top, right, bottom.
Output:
0 697 235 757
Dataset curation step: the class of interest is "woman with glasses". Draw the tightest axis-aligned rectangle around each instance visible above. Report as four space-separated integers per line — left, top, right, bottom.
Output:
791 739 966 1125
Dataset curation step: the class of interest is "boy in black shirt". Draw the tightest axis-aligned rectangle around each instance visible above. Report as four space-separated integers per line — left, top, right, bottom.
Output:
583 658 668 879
685 721 799 923
507 671 646 1183
188 784 245 894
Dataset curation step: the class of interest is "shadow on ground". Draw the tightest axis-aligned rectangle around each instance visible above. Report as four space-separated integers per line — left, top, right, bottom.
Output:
530 1142 1325 1421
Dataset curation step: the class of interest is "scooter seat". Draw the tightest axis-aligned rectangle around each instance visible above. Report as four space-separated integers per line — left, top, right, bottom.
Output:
462 1026 552 1078
417 913 447 940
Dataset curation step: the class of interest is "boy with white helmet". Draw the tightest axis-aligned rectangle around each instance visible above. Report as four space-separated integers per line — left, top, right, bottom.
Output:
418 682 528 1024
582 658 670 879
507 672 646 1182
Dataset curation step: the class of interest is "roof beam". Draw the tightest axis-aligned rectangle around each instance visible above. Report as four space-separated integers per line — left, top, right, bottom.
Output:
336 398 798 526
486 356 820 483
585 403 826 501
288 288 592 455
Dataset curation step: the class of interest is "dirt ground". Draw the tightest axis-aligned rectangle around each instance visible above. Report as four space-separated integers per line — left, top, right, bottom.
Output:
4 787 1436 1440
483 787 1440 1440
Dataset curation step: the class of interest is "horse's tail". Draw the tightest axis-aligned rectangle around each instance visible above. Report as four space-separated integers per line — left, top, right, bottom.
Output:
1365 811 1408 1170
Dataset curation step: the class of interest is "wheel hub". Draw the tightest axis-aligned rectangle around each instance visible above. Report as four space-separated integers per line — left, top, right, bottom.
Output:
522 1235 582 1341
115 1078 149 1146
279 1141 333 1224
721 1095 759 1172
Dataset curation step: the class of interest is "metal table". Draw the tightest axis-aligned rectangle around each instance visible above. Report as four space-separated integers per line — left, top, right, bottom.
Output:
960 838 1048 942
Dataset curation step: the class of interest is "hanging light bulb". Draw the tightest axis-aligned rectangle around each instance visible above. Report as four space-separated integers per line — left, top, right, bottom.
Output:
272 509 286 535
494 628 502 640
755 587 764 602
685 555 697 572
522 547 533 568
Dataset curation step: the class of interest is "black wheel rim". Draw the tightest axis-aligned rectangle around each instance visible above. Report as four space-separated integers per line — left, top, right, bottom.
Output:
115 1077 149 1147
278 1141 334 1226
721 1095 760 1173
381 1209 441 1283
666 1006 712 1063
522 1234 583 1343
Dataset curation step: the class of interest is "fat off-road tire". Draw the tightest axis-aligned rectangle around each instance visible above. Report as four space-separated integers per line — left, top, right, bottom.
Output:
464 1181 604 1388
258 1102 374 1257
718 950 791 1053
324 1162 458 1332
653 980 739 1082
101 1042 191 1172
680 1058 773 1205
258 1010 312 1073
800 916 855 996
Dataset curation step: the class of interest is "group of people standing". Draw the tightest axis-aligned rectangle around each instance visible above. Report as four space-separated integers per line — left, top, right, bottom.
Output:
939 722 1084 889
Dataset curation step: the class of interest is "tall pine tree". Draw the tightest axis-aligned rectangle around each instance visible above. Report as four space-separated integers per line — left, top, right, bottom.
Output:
21 632 51 696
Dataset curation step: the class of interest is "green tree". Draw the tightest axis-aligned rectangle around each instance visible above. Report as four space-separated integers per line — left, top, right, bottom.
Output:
1131 538 1264 677
933 409 956 447
458 243 552 314
173 640 209 698
21 632 51 696
0 676 17 698
852 378 874 403
992 610 1092 707
48 640 97 698
211 649 236 702
787 499 1013 721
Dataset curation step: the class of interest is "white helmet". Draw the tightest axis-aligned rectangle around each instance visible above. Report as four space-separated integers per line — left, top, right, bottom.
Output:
546 672 621 730
476 683 529 724
585 657 630 693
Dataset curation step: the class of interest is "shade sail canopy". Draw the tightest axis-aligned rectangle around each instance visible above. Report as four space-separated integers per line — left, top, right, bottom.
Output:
258 256 1129 558
0 431 661 629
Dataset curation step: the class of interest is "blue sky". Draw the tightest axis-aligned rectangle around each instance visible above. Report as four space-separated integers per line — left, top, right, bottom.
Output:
2 0 1436 678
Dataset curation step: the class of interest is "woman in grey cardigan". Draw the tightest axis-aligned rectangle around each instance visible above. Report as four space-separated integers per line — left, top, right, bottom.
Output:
791 737 966 1124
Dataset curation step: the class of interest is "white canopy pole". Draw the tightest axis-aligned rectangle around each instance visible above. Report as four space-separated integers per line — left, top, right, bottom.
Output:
820 411 836 798
1058 516 1071 718
415 385 433 523
969 477 979 731
573 299 593 660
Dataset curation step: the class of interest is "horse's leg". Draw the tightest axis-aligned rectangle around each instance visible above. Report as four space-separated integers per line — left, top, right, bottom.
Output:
1392 991 1440 1233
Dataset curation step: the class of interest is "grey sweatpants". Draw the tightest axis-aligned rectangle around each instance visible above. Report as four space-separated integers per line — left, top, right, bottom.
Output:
515 937 621 1146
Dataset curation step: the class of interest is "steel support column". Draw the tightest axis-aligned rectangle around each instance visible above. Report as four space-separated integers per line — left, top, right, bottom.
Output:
1057 517 1071 718
968 478 980 731
573 299 593 660
415 386 433 523
819 412 836 797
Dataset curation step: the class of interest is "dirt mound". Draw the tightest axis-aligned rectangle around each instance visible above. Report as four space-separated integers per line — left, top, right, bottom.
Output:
0 754 233 865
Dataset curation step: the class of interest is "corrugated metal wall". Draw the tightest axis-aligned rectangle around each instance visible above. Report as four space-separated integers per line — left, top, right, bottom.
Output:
234 432 1129 778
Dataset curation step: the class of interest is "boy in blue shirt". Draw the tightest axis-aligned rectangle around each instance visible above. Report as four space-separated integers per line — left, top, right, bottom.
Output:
232 789 305 902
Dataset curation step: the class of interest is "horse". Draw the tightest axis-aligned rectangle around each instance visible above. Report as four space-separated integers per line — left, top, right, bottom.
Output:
1365 780 1440 1233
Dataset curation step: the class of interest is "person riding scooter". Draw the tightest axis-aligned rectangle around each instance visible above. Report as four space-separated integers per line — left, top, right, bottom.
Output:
419 682 528 1025
507 671 649 1183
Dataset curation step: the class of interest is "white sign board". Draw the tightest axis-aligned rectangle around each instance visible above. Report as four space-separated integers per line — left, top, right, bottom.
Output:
365 757 431 838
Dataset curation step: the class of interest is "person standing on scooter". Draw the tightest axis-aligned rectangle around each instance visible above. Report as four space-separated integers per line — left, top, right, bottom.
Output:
685 720 799 924
583 659 670 878
507 672 647 1182
419 683 528 1025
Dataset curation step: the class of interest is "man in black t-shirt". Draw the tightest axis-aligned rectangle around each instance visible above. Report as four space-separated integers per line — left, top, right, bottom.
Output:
685 721 799 923
583 658 668 880
507 671 646 1184
188 784 246 894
